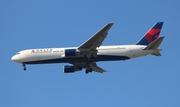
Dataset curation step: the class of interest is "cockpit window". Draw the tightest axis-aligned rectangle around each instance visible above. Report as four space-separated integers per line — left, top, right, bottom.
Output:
16 53 20 55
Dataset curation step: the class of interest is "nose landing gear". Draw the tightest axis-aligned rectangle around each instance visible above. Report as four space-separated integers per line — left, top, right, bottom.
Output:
22 63 27 71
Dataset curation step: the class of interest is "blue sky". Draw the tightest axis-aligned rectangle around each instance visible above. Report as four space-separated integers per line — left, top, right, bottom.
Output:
1 0 180 107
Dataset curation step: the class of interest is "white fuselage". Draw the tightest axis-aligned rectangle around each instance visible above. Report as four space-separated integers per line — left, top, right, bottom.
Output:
11 45 161 64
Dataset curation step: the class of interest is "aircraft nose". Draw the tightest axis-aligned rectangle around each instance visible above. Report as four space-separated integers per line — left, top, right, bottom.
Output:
11 55 19 62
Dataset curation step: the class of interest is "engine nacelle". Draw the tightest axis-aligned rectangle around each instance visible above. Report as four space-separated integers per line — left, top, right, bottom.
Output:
65 49 76 56
63 65 82 73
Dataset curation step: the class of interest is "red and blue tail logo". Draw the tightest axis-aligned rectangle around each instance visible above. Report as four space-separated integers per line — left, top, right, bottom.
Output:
136 22 164 45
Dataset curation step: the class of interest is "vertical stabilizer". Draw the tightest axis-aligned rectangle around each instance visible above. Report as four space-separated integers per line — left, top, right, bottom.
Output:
136 22 164 45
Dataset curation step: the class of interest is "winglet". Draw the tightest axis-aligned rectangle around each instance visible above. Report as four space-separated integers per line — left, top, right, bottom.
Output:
136 22 164 45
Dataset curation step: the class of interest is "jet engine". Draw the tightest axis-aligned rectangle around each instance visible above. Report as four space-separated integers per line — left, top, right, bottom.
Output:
65 49 77 56
63 65 82 73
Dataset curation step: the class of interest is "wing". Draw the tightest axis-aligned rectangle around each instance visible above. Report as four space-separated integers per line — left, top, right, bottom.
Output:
70 23 113 73
78 23 114 51
73 62 107 73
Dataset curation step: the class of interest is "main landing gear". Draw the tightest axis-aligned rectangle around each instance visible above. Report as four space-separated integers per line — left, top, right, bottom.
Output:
84 55 94 74
22 63 27 71
85 68 92 74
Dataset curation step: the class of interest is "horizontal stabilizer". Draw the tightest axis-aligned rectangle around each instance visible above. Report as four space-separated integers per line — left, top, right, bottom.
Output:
143 36 164 50
152 52 161 56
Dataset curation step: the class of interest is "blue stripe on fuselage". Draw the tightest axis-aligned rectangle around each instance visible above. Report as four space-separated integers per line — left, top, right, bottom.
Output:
25 55 130 64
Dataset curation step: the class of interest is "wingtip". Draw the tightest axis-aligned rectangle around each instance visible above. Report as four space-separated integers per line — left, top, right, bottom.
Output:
108 22 114 25
106 22 114 28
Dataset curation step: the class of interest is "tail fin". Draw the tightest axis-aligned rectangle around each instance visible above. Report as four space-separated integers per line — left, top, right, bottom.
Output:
136 22 164 45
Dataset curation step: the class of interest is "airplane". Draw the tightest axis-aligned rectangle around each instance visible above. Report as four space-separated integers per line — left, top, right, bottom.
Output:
11 22 164 74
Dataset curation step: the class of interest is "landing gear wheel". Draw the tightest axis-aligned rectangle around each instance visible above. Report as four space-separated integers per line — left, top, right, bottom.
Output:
89 68 92 73
85 70 89 74
22 63 27 71
85 68 92 74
